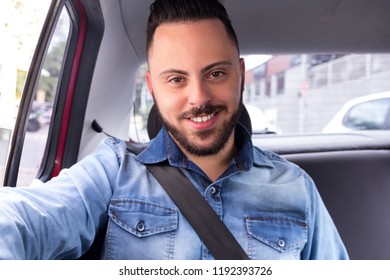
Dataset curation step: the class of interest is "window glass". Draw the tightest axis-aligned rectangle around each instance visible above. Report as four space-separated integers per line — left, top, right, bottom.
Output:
17 9 71 186
128 53 390 142
0 1 52 184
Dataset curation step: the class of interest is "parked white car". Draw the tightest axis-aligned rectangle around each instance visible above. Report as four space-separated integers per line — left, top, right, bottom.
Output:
244 104 280 134
323 91 390 133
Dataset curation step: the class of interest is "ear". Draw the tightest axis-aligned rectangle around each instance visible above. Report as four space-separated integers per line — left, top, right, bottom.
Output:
239 58 246 92
145 70 154 97
239 57 246 81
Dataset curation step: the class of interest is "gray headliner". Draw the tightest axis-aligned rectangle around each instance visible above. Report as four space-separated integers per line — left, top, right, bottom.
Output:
120 0 390 64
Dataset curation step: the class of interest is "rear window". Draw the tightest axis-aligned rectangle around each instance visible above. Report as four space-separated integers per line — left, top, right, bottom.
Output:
129 53 390 142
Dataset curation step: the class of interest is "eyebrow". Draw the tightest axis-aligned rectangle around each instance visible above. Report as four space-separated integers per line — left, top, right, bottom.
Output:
159 60 233 77
201 60 233 74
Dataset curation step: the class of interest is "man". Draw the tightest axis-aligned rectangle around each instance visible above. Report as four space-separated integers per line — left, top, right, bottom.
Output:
0 0 348 259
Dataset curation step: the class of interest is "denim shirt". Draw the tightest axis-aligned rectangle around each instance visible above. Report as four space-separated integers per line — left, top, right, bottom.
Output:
0 124 348 260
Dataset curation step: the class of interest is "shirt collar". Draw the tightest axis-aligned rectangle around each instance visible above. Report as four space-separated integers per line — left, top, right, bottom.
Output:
135 123 274 169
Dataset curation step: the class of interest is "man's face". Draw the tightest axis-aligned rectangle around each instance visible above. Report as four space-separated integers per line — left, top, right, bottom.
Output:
146 19 245 156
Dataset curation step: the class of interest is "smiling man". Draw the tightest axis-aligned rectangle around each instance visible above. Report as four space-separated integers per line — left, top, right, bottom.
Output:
0 0 349 260
146 18 245 181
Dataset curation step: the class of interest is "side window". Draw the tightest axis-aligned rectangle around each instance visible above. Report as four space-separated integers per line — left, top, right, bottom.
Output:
0 89 12 184
17 9 71 187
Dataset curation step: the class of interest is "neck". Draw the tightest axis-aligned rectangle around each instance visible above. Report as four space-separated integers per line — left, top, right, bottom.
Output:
180 133 237 182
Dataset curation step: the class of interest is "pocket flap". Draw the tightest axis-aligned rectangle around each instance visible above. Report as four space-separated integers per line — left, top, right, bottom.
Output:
109 199 178 238
246 215 307 252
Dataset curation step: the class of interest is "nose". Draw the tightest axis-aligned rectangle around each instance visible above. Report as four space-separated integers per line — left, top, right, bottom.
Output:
188 79 211 106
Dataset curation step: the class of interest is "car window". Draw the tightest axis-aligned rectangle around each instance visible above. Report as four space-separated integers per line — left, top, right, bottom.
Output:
0 1 53 185
129 53 390 141
343 98 390 130
17 8 71 186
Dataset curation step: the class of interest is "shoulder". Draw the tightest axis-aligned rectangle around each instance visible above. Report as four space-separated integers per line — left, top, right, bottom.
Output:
98 136 125 153
90 137 130 165
253 145 295 168
252 145 315 187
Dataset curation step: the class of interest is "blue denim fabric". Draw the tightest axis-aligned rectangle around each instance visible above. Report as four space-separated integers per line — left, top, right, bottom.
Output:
0 124 348 259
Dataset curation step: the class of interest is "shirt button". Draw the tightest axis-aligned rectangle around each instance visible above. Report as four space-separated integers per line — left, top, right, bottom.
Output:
278 239 286 248
136 220 146 232
209 187 217 195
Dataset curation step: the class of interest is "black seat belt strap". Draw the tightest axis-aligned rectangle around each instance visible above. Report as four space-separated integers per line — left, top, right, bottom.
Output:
146 162 250 260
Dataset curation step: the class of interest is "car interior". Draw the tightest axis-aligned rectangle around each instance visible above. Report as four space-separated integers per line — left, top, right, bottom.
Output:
2 0 390 259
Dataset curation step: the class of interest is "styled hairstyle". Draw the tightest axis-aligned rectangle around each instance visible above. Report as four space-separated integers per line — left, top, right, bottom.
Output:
146 0 239 58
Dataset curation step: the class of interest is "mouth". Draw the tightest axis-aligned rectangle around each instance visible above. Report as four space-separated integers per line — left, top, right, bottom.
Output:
186 111 221 133
179 104 226 130
190 113 215 123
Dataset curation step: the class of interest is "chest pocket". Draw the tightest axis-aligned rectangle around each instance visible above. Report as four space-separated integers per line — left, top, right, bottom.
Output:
105 199 178 259
109 199 178 237
245 214 308 259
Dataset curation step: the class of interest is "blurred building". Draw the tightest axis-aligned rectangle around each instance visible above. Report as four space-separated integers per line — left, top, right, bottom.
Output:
244 53 390 133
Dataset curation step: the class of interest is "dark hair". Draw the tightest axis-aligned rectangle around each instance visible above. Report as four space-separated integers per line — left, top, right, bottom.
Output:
146 0 239 58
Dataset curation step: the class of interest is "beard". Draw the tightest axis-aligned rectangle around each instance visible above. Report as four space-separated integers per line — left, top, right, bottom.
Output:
155 101 242 156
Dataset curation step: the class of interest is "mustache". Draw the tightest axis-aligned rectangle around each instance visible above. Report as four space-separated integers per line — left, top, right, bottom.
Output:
178 104 227 120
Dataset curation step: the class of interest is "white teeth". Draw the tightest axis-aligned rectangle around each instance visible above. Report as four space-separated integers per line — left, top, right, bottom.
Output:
191 113 214 123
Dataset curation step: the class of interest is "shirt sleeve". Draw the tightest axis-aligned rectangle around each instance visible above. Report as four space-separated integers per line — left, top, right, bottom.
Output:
0 137 122 259
301 173 350 260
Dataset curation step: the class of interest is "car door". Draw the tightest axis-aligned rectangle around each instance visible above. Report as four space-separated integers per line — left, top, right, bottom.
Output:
1 0 103 187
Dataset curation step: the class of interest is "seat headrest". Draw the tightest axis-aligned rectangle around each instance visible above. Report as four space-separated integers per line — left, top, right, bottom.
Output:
147 104 252 139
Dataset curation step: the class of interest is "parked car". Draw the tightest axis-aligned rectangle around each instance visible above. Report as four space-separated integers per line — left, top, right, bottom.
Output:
244 104 280 134
1 0 390 260
323 91 390 133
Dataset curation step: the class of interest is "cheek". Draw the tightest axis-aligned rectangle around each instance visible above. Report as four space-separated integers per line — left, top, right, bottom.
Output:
224 82 242 108
154 94 181 121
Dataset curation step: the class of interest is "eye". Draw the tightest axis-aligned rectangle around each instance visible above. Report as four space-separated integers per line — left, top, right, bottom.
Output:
208 71 225 79
168 76 185 84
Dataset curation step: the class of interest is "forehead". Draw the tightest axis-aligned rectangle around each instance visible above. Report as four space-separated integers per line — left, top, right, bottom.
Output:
148 19 238 64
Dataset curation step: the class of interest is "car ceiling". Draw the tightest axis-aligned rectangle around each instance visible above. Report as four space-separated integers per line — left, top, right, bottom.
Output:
119 0 390 63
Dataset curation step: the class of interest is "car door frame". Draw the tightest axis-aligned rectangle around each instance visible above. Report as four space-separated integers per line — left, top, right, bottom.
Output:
3 0 104 187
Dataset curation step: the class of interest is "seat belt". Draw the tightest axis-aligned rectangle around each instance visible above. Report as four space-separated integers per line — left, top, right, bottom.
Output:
126 142 250 260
